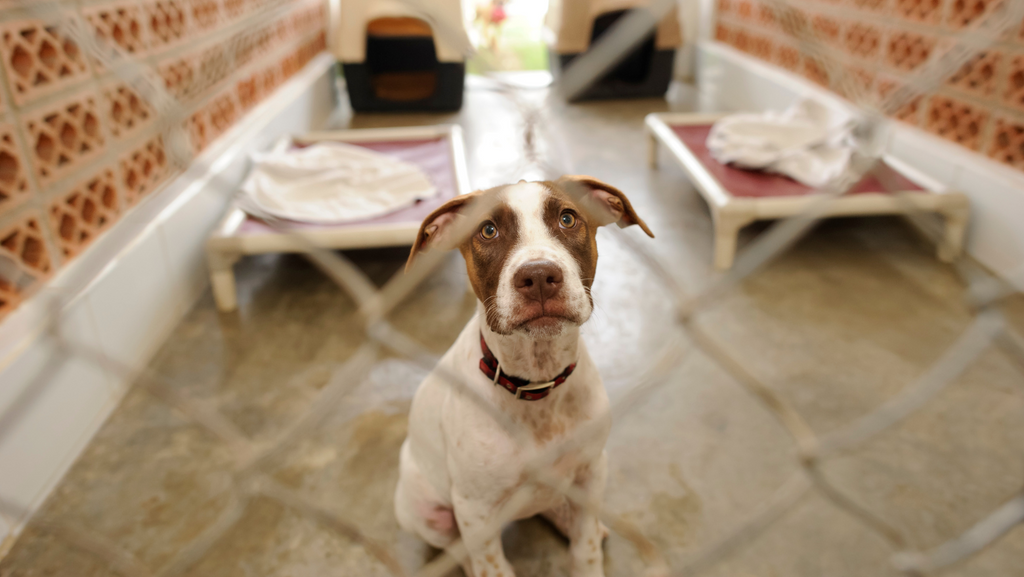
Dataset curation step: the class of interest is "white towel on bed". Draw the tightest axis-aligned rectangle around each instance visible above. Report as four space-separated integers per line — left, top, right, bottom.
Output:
240 141 437 224
706 100 855 188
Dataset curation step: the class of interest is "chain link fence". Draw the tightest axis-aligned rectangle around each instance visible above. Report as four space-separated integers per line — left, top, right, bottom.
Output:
1 0 1024 575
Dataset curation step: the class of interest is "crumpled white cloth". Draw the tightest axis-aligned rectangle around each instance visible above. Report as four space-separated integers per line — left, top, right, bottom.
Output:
706 100 855 187
240 141 437 224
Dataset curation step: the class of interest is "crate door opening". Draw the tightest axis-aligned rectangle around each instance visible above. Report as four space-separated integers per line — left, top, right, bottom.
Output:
365 17 440 102
549 0 681 100
334 1 469 112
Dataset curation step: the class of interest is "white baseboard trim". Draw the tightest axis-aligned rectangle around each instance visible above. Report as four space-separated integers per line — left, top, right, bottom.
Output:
696 42 1024 289
0 53 336 555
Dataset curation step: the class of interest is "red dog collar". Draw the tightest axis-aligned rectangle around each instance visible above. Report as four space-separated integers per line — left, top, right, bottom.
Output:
479 333 576 401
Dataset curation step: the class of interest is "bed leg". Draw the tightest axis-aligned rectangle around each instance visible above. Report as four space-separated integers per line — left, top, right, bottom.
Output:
208 249 241 312
647 131 658 169
713 210 752 270
937 203 969 262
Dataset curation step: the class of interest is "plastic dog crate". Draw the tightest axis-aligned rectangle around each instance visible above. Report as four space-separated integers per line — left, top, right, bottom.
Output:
547 0 682 101
328 0 471 112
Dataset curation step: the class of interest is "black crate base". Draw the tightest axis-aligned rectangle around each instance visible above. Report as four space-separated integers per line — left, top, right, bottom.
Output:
342 62 465 112
554 48 675 101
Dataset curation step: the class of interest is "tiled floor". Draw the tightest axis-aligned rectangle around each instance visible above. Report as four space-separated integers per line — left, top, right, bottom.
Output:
1 79 1023 577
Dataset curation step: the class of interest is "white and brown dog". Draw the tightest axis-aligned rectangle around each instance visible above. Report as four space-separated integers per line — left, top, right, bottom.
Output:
395 175 653 577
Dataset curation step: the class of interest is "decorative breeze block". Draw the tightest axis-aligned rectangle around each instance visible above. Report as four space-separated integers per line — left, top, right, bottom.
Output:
887 31 937 71
948 51 1002 97
187 109 211 153
0 124 31 217
988 116 1024 169
803 57 830 86
237 75 258 111
0 277 17 318
103 83 154 138
0 214 53 317
1003 54 1024 111
207 91 238 135
233 26 274 68
1 214 51 274
925 95 989 150
844 22 881 59
236 64 282 113
0 21 90 105
292 2 325 37
119 136 169 205
748 34 774 61
894 0 943 24
756 4 777 29
25 93 106 185
851 0 888 11
84 3 148 60
259 64 282 95
223 0 249 20
197 45 231 97
716 23 733 44
774 44 801 72
733 29 752 53
280 50 302 79
274 18 292 45
145 0 189 49
158 54 198 101
48 168 121 258
811 14 842 47
878 79 924 124
190 0 222 30
947 0 1002 29
735 0 754 21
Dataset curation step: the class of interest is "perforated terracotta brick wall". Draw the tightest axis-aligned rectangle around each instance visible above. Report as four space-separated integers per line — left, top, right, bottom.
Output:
0 124 31 215
0 19 90 105
715 0 1024 170
119 136 168 205
83 2 148 63
48 168 121 258
23 91 107 185
0 214 53 317
0 0 326 321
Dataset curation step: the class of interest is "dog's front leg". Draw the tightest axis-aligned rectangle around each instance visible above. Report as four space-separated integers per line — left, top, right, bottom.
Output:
567 453 608 577
452 491 516 577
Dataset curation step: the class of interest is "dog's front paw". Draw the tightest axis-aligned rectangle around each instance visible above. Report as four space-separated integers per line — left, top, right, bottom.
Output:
571 562 605 577
570 539 605 577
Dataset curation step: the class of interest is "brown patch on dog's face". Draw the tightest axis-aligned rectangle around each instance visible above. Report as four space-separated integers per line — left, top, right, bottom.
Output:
457 196 520 331
540 183 599 305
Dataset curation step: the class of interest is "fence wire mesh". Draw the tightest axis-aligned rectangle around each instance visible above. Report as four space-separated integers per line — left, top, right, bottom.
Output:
1 0 1023 576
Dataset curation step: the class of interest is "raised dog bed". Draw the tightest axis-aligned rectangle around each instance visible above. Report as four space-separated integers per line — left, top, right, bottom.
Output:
645 112 970 269
206 124 471 312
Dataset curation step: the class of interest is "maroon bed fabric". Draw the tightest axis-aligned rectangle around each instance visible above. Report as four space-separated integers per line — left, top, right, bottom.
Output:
669 124 924 198
240 137 458 234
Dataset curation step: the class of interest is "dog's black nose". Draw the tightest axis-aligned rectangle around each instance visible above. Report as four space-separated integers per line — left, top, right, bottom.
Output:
514 260 563 302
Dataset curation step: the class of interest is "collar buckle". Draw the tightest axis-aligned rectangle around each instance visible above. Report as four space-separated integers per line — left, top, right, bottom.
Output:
514 380 556 399
480 332 575 401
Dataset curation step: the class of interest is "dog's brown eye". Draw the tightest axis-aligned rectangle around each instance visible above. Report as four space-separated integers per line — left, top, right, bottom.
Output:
559 212 577 229
480 222 498 239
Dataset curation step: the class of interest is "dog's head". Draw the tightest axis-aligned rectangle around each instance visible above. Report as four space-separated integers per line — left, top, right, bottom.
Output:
406 176 653 336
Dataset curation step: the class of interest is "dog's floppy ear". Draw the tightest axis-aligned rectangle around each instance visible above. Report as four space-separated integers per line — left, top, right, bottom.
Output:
557 175 654 238
406 192 480 272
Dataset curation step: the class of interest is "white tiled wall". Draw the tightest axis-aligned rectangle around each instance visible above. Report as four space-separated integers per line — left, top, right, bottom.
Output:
0 297 116 516
0 53 334 551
